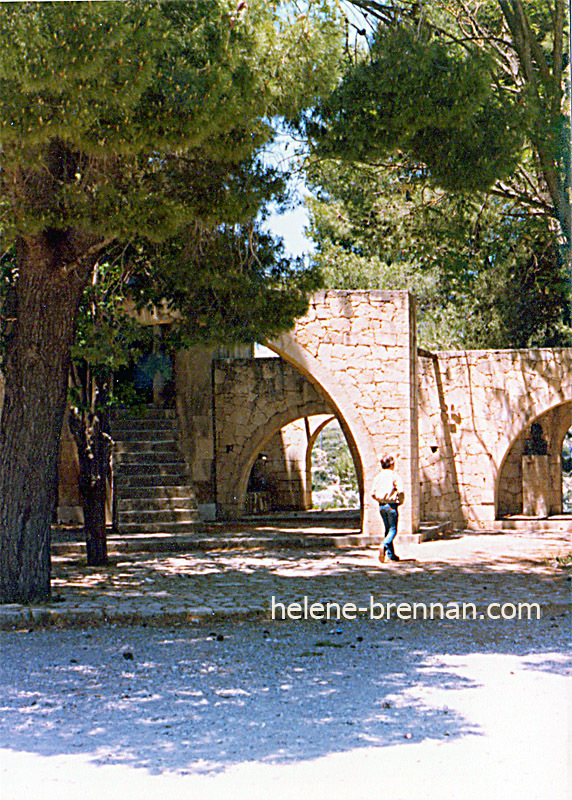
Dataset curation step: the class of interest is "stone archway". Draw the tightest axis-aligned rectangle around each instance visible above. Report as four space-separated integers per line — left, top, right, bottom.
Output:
496 401 572 518
418 347 572 527
211 291 419 536
268 291 419 537
226 403 333 517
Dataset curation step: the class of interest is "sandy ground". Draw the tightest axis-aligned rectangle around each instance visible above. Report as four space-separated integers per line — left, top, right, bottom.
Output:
1 528 571 798
1 614 570 800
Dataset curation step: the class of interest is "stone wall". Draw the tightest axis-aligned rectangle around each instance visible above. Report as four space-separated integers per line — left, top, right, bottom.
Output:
419 348 572 526
269 290 419 536
175 343 254 519
213 357 331 517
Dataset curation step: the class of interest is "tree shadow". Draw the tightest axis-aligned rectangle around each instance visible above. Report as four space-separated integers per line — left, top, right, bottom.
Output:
0 615 569 778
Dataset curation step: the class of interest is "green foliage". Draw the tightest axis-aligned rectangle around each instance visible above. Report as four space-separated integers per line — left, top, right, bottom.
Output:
307 158 572 349
304 1 571 347
0 1 343 244
0 1 344 357
310 0 570 248
114 223 322 347
311 24 522 192
311 420 358 509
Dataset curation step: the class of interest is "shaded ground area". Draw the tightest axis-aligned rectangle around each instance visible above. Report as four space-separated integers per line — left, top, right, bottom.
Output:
47 526 572 618
1 524 570 798
0 616 569 799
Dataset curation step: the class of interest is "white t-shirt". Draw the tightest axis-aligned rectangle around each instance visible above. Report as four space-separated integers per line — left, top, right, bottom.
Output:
371 469 404 505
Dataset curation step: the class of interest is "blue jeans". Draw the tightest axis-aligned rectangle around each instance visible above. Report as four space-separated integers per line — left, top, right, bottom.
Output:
379 503 399 555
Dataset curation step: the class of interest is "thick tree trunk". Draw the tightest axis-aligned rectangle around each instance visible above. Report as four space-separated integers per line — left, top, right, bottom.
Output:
0 233 95 603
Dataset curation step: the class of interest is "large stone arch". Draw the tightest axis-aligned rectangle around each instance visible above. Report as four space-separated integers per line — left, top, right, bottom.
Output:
268 290 419 537
264 335 380 533
211 291 419 536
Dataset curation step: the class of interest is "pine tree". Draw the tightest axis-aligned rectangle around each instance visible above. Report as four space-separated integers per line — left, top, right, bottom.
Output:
313 1 570 252
0 1 342 602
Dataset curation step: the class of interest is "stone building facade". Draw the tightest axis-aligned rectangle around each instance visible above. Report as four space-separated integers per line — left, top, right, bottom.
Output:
418 348 572 527
4 289 570 535
172 291 572 533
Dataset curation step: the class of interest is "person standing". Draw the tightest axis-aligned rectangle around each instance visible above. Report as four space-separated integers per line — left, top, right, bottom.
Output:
371 455 405 563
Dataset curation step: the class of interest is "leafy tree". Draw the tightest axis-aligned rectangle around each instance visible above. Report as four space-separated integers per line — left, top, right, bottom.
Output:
303 1 570 347
332 1 570 250
0 1 342 602
67 253 157 567
66 222 321 568
306 157 571 348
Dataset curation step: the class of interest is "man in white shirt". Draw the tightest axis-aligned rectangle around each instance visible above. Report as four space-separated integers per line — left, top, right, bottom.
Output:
371 455 405 563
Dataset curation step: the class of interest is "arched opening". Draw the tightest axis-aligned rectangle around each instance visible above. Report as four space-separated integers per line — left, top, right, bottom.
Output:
310 417 359 510
563 428 572 513
496 401 572 518
260 335 382 534
242 412 362 517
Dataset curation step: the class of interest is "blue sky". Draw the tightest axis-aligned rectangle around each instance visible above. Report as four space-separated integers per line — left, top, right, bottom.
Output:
265 201 315 258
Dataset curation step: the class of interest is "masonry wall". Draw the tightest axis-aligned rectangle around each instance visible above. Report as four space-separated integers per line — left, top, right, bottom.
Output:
213 357 331 517
270 290 419 536
418 348 572 526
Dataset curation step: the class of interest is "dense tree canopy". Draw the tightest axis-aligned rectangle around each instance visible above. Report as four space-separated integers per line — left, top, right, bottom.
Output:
306 157 571 348
328 1 571 248
303 0 570 347
0 0 343 603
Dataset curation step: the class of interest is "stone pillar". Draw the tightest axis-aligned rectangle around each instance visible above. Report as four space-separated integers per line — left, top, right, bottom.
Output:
271 291 420 536
522 455 550 517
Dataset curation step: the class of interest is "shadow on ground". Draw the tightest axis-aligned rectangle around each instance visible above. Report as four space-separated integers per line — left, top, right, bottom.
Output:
0 616 569 777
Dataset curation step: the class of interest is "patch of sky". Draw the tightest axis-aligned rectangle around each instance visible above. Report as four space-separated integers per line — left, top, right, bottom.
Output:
260 128 315 260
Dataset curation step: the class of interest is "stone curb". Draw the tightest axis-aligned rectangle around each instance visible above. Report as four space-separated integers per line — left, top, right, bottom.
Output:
51 526 454 557
1 601 569 633
51 534 386 556
0 603 269 632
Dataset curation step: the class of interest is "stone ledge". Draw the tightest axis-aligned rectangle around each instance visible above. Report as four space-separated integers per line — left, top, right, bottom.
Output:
1 600 568 632
0 603 268 632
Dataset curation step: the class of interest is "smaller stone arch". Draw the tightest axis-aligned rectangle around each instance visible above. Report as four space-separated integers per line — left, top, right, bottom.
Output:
496 400 572 518
221 402 334 517
304 415 337 508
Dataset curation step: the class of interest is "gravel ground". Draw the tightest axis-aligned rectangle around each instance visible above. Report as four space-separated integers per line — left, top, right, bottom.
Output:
1 614 570 800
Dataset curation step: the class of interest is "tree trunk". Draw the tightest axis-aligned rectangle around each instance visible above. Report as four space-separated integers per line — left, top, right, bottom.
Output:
82 476 109 567
0 233 95 603
69 406 112 568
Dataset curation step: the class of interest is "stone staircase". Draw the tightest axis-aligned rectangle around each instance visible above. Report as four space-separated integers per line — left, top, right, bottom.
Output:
110 408 204 535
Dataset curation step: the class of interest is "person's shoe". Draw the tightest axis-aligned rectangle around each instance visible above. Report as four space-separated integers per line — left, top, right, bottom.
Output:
387 552 400 562
378 548 385 563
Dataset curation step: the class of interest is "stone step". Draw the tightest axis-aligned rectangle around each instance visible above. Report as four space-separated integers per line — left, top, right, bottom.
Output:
111 407 177 421
115 474 192 488
115 462 188 477
114 439 179 452
114 451 184 466
118 508 201 524
110 417 178 431
116 485 197 500
493 517 572 533
117 496 198 512
117 520 205 534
